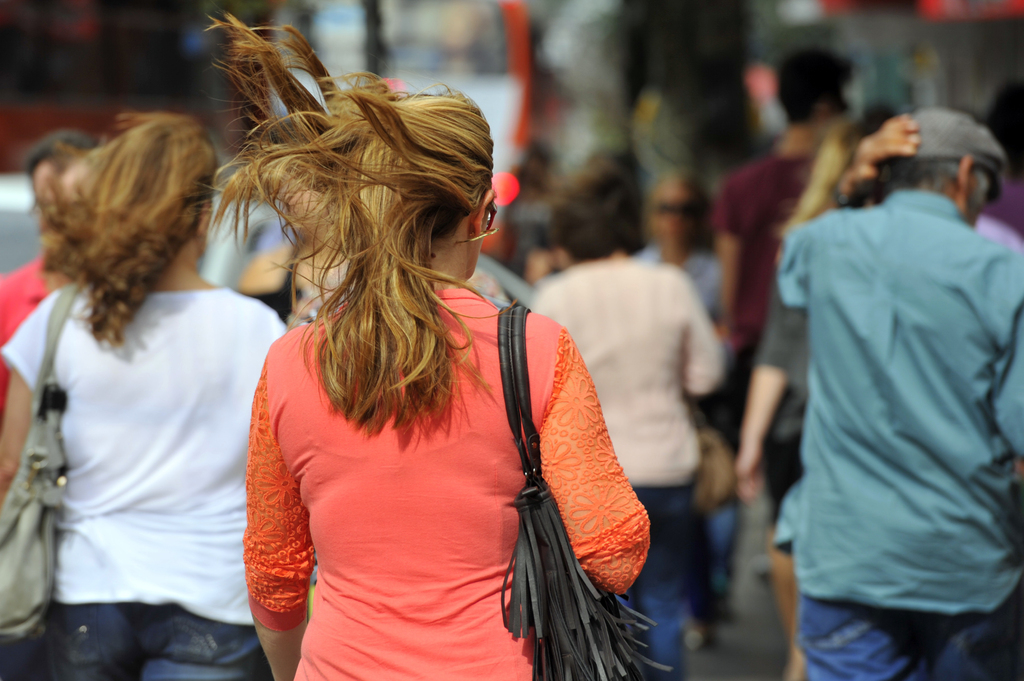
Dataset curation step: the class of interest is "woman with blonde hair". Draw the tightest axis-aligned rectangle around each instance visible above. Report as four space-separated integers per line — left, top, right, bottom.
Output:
215 17 650 681
0 113 285 680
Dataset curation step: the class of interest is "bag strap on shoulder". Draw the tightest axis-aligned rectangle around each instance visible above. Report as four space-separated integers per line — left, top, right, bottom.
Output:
30 285 77 472
498 304 541 478
37 286 77 394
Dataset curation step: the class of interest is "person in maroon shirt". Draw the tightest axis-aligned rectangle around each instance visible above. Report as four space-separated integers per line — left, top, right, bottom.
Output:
709 49 850 447
714 50 850 356
0 129 95 681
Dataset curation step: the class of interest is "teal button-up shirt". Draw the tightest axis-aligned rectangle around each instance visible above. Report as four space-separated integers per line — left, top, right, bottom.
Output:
778 190 1024 613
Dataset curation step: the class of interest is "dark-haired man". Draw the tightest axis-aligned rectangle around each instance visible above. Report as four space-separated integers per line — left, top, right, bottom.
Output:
710 49 851 443
714 50 850 359
777 108 1022 680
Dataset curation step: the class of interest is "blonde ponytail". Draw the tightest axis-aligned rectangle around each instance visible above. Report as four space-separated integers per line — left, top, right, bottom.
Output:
215 16 494 434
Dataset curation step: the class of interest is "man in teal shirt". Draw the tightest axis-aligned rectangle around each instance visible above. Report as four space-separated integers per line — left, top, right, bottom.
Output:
778 108 1023 681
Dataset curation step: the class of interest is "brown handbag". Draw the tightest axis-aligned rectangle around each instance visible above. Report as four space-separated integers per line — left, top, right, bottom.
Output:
688 398 737 514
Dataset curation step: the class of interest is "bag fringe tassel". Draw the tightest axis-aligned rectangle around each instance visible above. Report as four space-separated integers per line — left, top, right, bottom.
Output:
501 478 670 681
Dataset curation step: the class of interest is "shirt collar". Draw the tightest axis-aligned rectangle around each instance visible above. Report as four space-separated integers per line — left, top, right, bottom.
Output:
883 190 966 224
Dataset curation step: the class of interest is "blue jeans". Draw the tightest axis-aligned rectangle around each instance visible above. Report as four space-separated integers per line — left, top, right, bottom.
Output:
47 602 264 681
0 636 52 681
799 582 1021 681
631 485 694 681
687 502 738 622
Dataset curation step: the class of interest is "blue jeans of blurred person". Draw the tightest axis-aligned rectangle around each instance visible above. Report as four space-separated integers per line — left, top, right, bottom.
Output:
799 580 1021 681
631 485 694 681
687 502 738 626
0 637 52 681
47 602 264 681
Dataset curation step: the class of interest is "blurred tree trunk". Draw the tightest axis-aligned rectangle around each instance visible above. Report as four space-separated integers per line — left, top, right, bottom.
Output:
624 0 748 183
364 0 386 76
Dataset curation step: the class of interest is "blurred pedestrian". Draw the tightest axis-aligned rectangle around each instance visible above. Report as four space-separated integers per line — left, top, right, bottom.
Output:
217 18 649 681
637 174 720 320
732 112 919 681
712 49 850 445
0 130 96 429
237 237 297 322
0 129 95 681
534 160 725 680
636 172 733 649
976 84 1024 252
237 235 346 324
735 118 863 681
0 113 285 680
776 108 1022 681
506 142 557 283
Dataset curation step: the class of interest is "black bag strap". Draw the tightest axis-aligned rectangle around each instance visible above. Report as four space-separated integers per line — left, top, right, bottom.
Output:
498 304 541 478
498 304 667 680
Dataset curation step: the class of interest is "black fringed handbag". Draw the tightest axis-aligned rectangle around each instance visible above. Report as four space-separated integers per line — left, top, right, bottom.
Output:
497 304 668 681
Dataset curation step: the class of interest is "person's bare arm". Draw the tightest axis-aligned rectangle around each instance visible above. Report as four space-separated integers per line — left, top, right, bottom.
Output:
255 618 307 681
237 243 294 297
836 115 921 200
0 371 32 504
734 365 788 504
714 232 741 340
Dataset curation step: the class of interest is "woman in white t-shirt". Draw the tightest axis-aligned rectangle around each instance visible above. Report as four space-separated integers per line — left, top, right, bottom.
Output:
533 161 725 681
0 113 285 681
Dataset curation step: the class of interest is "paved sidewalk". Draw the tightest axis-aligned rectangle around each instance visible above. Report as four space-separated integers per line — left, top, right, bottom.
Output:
690 495 789 681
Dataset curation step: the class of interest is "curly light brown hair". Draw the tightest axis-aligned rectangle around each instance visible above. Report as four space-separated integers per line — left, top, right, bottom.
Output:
45 113 216 345
214 15 494 435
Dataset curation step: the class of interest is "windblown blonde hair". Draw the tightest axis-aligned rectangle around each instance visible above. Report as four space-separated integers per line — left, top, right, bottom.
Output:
781 119 863 236
45 113 216 345
214 16 494 435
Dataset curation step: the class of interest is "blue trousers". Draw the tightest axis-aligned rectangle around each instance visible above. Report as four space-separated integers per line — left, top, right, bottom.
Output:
687 502 738 623
631 485 694 681
800 582 1021 681
0 636 52 681
47 602 264 681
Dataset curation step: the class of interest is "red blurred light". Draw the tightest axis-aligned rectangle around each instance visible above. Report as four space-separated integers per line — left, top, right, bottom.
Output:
493 172 520 207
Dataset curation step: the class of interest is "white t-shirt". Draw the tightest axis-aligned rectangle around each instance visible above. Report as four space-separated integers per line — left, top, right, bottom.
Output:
2 288 285 624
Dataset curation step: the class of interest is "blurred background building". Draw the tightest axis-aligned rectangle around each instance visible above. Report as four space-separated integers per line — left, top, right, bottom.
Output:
2 0 1023 267
1 0 1022 174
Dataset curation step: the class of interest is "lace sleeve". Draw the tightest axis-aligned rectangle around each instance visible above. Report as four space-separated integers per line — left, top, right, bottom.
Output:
538 328 651 595
243 361 315 631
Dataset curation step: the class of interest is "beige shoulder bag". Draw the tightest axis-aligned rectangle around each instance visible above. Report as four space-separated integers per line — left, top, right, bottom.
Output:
688 396 737 515
0 285 77 641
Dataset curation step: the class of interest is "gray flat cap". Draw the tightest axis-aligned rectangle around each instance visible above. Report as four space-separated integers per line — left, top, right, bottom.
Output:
913 107 1008 200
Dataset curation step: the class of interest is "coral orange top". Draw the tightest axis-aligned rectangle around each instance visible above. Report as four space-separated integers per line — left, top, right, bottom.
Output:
245 290 650 681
